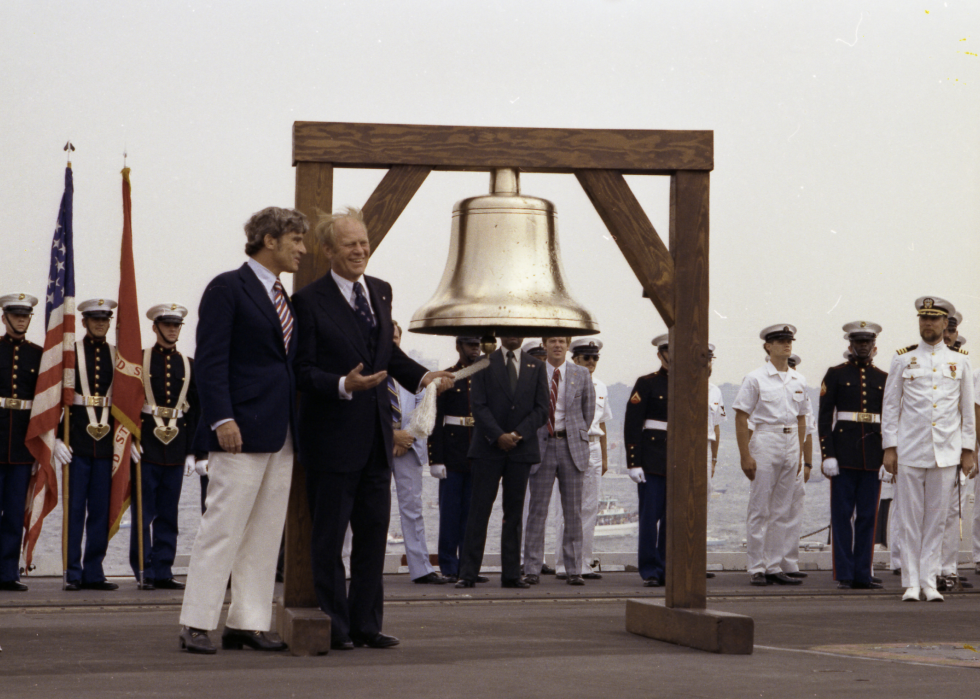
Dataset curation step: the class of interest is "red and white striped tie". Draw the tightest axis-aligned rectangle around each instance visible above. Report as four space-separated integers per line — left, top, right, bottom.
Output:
273 279 294 351
548 367 560 436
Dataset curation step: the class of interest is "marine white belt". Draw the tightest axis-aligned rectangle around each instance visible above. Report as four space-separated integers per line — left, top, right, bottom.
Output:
72 394 112 407
643 419 668 431
837 411 881 424
754 423 797 434
444 415 475 427
141 404 184 418
0 397 32 410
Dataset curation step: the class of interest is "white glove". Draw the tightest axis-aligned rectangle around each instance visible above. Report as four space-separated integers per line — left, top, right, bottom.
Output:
628 467 646 484
130 443 141 464
184 455 196 477
53 439 73 467
878 465 894 484
822 458 839 477
429 464 447 479
194 458 209 477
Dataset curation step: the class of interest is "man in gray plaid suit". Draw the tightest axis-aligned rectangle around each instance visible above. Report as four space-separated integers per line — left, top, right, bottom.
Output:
523 336 596 585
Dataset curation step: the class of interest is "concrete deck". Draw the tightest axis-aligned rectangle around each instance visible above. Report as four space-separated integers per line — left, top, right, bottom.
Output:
2 571 978 697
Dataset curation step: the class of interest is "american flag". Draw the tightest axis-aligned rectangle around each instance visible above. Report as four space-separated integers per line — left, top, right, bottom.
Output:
23 166 77 570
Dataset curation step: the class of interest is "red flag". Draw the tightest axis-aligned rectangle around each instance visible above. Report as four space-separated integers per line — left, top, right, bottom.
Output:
108 167 143 540
23 165 77 570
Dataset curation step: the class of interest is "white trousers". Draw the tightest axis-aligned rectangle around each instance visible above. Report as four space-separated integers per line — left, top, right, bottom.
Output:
392 453 435 580
555 444 602 574
779 465 806 573
179 436 293 632
888 487 903 571
974 477 980 565
896 464 955 590
940 472 967 575
745 429 800 575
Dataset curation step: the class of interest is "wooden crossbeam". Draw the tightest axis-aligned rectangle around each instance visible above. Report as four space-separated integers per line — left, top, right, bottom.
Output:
575 170 676 326
294 122 713 173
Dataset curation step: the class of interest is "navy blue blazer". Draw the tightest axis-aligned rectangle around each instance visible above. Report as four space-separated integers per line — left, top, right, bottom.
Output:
467 349 550 463
292 272 428 474
195 262 298 454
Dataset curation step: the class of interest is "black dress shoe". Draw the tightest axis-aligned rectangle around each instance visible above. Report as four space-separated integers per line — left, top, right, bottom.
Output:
153 578 185 590
582 572 603 580
454 579 475 588
540 564 556 575
749 573 768 586
80 581 119 591
871 576 883 584
643 577 663 587
784 571 807 579
413 572 450 584
523 574 540 585
137 580 156 591
331 637 354 651
180 627 217 655
566 575 585 586
64 581 80 591
705 572 716 579
891 568 902 575
444 575 459 583
851 580 883 590
837 580 853 589
501 578 530 588
352 633 400 649
474 575 490 583
766 573 802 585
221 627 287 651
0 580 28 591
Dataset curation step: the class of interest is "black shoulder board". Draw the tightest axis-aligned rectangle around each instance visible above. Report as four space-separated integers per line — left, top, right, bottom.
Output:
896 344 918 355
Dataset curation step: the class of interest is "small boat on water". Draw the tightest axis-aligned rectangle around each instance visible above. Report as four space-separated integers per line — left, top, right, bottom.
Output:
594 497 639 537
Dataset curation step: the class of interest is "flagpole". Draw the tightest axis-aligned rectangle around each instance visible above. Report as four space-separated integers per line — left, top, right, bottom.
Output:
61 412 69 589
135 438 144 589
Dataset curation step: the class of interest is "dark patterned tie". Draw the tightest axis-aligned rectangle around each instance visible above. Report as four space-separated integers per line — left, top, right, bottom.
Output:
352 281 376 335
272 279 294 351
506 350 518 393
548 367 560 436
388 376 402 427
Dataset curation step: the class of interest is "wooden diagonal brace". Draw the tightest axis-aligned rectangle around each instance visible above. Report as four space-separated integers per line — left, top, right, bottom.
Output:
362 165 432 250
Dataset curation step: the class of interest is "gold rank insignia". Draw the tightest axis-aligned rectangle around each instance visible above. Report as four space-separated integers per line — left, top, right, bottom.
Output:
630 391 642 404
820 382 827 397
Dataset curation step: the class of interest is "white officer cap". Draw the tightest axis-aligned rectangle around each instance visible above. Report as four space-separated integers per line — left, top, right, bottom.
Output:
954 334 966 348
0 293 39 314
948 311 963 330
651 333 669 351
789 353 801 368
915 296 954 317
759 324 797 342
570 337 602 356
842 320 882 340
146 303 189 323
843 350 853 361
521 340 546 358
707 343 716 358
78 298 118 318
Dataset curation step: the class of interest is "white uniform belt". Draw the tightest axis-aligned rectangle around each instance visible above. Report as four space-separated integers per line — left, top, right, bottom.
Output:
754 423 797 434
73 394 112 407
643 419 668 431
444 415 475 427
0 397 32 410
837 411 881 424
141 404 184 419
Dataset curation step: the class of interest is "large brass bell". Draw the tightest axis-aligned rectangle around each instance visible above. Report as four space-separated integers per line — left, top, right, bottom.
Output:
409 168 598 342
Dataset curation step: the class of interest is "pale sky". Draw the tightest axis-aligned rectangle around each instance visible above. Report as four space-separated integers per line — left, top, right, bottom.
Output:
2 0 977 387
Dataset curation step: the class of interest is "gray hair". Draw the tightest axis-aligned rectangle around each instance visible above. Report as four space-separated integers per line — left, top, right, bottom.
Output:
315 206 366 251
244 207 309 256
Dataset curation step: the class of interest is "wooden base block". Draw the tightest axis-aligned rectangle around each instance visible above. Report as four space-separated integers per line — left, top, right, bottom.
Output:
276 601 332 656
625 599 753 654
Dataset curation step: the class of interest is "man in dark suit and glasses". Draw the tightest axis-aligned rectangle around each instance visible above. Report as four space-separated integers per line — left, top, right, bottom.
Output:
292 207 452 651
455 336 550 589
179 206 307 654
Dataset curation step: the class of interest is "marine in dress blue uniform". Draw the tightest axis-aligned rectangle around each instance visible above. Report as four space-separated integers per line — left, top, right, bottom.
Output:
59 298 119 591
0 294 42 591
624 334 670 587
819 321 886 589
427 336 482 580
129 303 199 590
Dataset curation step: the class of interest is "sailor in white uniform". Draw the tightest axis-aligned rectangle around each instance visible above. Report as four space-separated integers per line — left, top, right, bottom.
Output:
778 353 814 580
882 296 976 602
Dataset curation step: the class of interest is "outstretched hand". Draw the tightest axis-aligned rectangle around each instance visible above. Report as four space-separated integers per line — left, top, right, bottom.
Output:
345 363 387 393
422 371 455 395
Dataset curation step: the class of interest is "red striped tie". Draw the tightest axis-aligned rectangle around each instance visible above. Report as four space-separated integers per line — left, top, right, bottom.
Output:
548 367 560 436
273 279 294 351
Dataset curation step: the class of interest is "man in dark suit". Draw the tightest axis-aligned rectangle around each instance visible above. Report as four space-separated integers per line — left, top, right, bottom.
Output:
292 207 452 651
178 206 308 654
454 336 550 589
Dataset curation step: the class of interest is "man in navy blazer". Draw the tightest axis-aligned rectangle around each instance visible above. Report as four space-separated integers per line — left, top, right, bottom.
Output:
179 206 308 655
292 207 452 651
455 336 550 589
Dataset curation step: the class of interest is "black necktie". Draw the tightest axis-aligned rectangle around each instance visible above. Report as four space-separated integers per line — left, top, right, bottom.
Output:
352 282 376 336
506 351 518 393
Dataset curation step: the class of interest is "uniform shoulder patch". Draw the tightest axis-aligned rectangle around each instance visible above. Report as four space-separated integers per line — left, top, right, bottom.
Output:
896 344 918 355
956 347 969 355
820 381 827 397
629 391 642 404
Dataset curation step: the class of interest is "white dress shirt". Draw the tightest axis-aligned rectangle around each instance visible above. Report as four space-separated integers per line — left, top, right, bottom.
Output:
882 340 975 468
733 361 808 425
548 360 569 431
